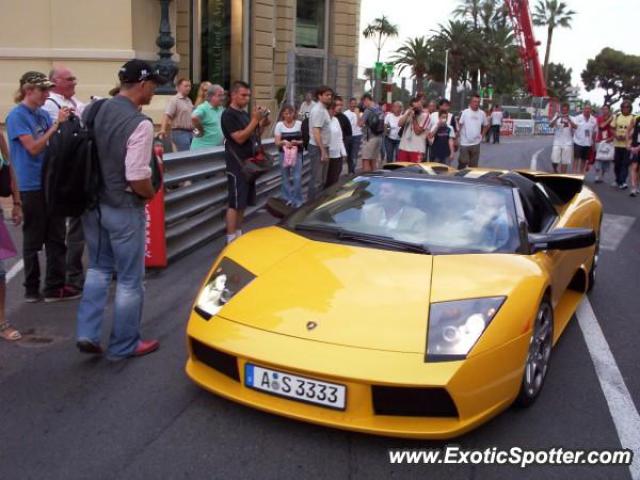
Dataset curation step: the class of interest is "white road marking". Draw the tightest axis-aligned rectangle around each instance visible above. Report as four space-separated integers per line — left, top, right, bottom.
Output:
530 147 545 170
600 214 636 251
577 299 640 480
6 259 24 284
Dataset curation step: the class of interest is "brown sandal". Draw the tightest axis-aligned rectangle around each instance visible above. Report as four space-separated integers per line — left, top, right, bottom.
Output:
0 322 22 341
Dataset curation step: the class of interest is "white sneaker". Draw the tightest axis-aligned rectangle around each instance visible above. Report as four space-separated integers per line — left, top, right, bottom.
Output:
619 183 628 190
610 181 619 187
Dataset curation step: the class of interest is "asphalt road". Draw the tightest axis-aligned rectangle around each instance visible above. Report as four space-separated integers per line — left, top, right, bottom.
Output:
1 136 638 480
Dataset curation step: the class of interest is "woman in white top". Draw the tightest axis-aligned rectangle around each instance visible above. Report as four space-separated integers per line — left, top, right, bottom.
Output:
274 105 303 207
325 101 348 188
384 101 403 163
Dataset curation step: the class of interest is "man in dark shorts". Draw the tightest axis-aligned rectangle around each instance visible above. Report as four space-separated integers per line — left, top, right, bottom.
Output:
221 81 270 244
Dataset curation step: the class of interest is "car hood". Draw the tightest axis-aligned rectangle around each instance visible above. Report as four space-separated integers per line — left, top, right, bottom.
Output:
219 227 433 353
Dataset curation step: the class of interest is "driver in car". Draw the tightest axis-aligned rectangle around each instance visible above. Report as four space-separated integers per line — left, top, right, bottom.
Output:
360 182 428 234
463 189 511 249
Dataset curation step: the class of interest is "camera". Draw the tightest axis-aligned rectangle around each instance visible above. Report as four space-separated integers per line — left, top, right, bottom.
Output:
260 108 271 118
413 107 422 116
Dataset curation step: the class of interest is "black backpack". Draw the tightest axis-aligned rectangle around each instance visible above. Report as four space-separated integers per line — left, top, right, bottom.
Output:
43 99 106 217
366 108 386 136
301 116 310 150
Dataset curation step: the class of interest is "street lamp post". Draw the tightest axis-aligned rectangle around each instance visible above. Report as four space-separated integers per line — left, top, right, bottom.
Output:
155 0 178 94
443 49 449 99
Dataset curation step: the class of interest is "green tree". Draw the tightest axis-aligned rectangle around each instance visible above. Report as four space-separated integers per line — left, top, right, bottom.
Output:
453 0 483 30
546 62 572 101
391 36 433 94
362 15 399 64
532 0 576 84
582 48 640 105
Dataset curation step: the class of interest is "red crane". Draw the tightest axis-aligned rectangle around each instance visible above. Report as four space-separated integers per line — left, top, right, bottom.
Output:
504 0 547 97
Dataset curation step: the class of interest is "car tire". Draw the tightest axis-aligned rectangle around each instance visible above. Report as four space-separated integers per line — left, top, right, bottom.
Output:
514 298 554 408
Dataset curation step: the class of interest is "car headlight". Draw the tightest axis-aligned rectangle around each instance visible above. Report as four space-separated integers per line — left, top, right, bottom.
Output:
426 297 505 361
194 257 256 320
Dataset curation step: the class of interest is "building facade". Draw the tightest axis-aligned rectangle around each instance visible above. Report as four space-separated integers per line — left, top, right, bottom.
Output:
0 0 361 123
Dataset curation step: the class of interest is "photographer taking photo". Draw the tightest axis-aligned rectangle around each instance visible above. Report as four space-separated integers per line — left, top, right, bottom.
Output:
397 96 430 163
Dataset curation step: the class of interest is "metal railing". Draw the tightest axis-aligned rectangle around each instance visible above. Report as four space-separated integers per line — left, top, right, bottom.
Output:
162 140 309 262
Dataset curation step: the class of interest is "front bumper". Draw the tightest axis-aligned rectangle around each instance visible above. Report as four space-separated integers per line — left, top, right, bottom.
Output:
186 312 530 439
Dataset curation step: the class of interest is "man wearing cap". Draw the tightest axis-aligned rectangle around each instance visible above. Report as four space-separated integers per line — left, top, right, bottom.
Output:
5 71 75 303
75 59 165 360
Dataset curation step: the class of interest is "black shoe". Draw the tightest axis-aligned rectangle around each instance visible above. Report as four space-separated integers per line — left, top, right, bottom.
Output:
44 285 82 303
25 292 43 303
76 339 103 355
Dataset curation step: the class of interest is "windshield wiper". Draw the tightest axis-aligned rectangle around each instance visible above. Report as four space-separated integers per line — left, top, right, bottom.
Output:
294 224 431 254
337 231 431 254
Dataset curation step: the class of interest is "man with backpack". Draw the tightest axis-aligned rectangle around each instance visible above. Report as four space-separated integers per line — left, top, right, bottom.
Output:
5 71 76 303
75 59 164 360
358 93 385 172
42 66 86 296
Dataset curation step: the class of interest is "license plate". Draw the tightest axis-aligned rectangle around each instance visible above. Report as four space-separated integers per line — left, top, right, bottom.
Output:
244 363 346 410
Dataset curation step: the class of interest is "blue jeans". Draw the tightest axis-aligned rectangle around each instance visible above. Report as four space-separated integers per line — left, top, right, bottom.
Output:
171 129 193 152
76 204 146 358
384 137 400 163
279 151 303 207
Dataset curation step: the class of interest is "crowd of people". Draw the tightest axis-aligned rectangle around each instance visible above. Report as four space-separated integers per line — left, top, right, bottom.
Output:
550 100 640 196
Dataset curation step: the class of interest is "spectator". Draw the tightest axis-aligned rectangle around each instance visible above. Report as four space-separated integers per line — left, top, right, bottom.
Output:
572 103 597 174
194 81 212 107
298 91 317 120
429 110 456 164
458 94 489 169
274 105 303 207
333 96 352 169
76 59 164 359
384 101 402 162
307 86 333 199
611 100 635 189
325 101 347 188
489 104 503 144
424 99 437 160
5 71 75 303
158 78 194 152
344 98 362 174
594 104 615 183
42 66 86 296
397 97 429 163
191 84 225 150
358 93 384 172
628 115 640 197
221 81 271 243
0 134 23 341
429 98 458 134
549 103 576 174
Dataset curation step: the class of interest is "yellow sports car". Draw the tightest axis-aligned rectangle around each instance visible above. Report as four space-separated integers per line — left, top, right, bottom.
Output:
185 166 602 438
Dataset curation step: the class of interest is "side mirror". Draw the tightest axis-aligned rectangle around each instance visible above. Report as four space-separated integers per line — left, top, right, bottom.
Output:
529 228 596 253
265 197 295 219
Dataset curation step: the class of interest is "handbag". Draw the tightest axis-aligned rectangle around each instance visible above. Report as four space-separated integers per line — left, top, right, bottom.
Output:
0 156 11 197
283 145 298 168
595 141 614 161
0 219 17 260
228 134 274 182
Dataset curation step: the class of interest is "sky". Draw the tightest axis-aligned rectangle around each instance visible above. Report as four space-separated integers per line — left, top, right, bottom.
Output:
357 0 640 105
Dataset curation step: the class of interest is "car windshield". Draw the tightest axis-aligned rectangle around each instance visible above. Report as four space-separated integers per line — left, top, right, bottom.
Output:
285 176 521 254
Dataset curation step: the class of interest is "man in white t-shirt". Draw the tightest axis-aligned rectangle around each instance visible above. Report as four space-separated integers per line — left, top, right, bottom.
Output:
42 66 87 296
307 86 333 200
384 101 402 162
572 104 597 174
458 94 489 169
344 98 362 174
489 105 503 144
397 97 430 163
298 92 316 120
549 102 576 173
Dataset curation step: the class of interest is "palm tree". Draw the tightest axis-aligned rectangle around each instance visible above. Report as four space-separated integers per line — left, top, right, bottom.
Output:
362 15 399 64
390 36 433 94
453 0 483 30
432 20 478 90
532 0 576 84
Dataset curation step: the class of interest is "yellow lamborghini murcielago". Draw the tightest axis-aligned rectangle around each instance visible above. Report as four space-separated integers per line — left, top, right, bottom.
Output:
185 165 602 438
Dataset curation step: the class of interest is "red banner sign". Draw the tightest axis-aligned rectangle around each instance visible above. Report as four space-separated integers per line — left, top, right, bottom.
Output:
145 144 167 268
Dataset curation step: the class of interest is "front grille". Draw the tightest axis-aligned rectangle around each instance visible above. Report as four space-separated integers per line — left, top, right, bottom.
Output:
371 386 458 417
190 338 240 382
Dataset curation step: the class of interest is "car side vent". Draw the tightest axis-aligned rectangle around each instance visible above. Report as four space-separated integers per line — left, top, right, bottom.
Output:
372 386 458 417
191 338 240 382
